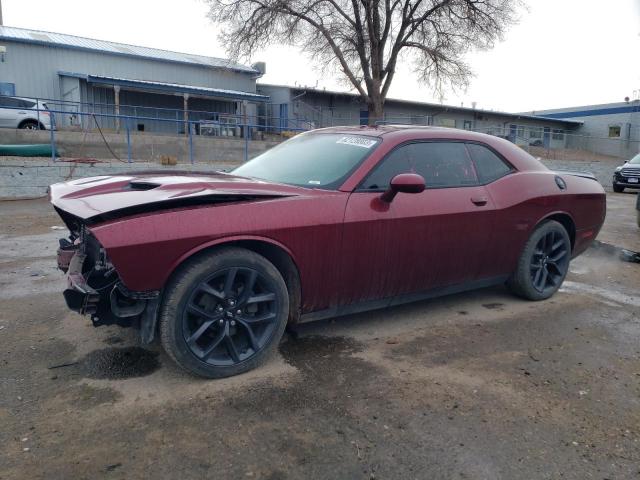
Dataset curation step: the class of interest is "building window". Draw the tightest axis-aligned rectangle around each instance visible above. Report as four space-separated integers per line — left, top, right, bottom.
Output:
463 120 472 130
529 128 542 139
0 82 16 96
517 126 525 138
608 126 621 138
438 118 456 128
552 129 564 140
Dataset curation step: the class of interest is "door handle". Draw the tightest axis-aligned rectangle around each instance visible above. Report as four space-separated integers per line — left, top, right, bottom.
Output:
471 196 488 206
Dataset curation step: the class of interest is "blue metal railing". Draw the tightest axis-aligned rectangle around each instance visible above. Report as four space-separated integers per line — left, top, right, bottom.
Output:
0 103 307 164
0 94 314 134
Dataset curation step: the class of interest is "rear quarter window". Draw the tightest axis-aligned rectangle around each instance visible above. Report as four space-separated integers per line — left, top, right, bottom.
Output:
466 143 513 184
0 97 22 108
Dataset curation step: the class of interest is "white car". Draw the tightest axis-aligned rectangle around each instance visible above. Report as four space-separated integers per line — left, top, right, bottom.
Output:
0 96 54 130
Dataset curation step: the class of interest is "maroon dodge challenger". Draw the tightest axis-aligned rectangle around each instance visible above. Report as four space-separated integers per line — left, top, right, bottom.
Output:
50 126 606 378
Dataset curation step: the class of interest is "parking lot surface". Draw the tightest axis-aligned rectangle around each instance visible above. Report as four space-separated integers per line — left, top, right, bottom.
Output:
1 192 638 480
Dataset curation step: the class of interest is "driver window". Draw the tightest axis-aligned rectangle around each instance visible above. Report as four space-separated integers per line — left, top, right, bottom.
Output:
361 145 413 190
409 142 478 187
361 141 479 190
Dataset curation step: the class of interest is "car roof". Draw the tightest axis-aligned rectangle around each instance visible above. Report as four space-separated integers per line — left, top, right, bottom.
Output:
311 125 438 137
311 125 505 143
2 95 39 103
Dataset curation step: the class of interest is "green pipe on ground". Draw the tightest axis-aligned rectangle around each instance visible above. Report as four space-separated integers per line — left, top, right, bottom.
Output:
0 144 58 157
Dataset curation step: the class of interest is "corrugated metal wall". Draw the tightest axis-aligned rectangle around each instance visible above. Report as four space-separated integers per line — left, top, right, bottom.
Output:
257 86 574 146
0 41 257 100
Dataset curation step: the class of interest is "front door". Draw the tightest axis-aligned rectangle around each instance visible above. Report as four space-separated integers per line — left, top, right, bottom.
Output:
339 141 495 306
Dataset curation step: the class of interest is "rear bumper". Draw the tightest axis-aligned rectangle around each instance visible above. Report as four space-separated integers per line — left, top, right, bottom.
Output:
573 226 602 257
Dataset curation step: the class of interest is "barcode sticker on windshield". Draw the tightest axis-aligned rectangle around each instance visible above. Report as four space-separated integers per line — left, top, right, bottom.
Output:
336 136 377 149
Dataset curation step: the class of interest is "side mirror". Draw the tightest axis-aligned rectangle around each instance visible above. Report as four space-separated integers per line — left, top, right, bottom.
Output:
380 173 425 202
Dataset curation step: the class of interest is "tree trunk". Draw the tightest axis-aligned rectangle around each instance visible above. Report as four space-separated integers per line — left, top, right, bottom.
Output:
367 98 384 126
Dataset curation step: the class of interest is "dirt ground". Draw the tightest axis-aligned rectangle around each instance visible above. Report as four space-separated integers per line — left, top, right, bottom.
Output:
0 192 639 480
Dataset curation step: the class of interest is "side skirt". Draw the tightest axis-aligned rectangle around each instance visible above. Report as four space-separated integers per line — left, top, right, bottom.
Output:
299 275 510 324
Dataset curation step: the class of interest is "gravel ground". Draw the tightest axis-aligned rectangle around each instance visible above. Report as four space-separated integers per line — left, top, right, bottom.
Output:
0 192 639 480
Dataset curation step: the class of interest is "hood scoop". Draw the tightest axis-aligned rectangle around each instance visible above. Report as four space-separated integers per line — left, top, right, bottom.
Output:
128 180 161 191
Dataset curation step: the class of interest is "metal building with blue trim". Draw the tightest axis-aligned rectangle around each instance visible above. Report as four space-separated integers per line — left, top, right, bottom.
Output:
529 101 640 158
0 25 268 133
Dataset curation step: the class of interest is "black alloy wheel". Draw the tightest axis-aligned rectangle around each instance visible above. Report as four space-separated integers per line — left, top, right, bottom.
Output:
160 247 289 378
182 267 279 366
530 229 570 294
507 220 571 301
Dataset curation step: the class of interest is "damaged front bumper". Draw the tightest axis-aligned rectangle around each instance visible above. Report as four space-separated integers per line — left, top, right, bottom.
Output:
62 251 101 315
56 234 161 343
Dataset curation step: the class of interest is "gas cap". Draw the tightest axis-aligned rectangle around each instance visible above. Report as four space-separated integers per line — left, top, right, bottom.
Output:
555 175 567 190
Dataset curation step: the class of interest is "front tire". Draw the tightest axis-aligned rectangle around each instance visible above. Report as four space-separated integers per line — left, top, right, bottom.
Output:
507 220 571 301
159 247 289 378
612 183 624 193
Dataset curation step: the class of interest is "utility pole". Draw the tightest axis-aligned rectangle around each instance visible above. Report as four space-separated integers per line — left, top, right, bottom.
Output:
0 0 3 26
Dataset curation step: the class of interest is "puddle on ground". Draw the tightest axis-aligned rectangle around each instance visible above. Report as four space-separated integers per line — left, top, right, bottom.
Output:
279 335 362 371
79 347 160 380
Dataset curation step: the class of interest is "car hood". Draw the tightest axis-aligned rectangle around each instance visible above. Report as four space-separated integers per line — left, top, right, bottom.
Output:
50 171 305 223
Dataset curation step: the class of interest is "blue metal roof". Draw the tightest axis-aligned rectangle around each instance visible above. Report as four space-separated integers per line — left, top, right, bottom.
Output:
534 105 640 119
59 72 269 102
0 25 258 74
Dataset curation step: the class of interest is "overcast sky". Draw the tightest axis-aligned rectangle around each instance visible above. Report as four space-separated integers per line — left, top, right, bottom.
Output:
3 0 640 112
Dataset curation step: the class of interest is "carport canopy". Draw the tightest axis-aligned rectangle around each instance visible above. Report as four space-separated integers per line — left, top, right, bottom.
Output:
59 71 269 133
58 71 269 103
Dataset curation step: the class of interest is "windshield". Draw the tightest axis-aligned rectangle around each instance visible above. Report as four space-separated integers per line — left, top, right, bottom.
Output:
629 153 640 164
232 132 380 189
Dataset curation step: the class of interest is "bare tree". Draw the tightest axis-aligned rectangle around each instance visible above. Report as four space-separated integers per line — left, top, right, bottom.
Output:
206 0 520 124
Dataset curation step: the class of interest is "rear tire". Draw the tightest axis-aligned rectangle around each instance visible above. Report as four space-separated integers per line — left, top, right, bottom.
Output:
507 220 571 301
612 184 624 193
159 247 289 378
19 120 41 130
